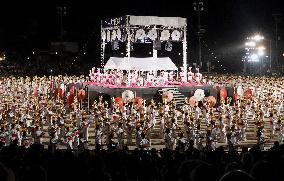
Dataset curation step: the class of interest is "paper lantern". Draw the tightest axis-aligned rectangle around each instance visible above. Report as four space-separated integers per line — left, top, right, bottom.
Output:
133 97 143 108
122 90 134 103
114 97 124 108
114 97 123 103
188 96 197 107
220 88 227 100
245 89 253 99
162 91 173 102
147 29 158 41
160 30 170 41
135 29 146 40
171 30 181 41
78 89 86 100
194 89 205 101
207 96 216 108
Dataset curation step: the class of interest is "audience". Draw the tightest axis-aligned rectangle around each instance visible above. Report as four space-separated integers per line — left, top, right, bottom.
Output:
0 144 283 181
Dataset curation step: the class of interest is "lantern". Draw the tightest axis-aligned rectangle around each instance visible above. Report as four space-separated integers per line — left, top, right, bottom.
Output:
162 91 173 102
220 88 227 100
78 89 86 100
207 96 216 108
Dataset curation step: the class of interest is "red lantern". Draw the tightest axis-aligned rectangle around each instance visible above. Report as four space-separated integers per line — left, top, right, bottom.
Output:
207 96 216 108
114 97 124 108
162 91 173 102
245 89 253 99
67 94 75 106
220 88 227 100
188 96 197 107
78 89 86 100
133 97 143 108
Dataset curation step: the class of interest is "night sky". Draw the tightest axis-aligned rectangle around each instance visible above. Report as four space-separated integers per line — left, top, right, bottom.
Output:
0 0 282 72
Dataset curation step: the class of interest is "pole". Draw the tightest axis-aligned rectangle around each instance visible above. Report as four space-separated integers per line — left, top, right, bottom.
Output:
275 17 278 67
87 86 90 111
193 1 204 69
183 24 187 75
269 39 272 70
197 10 202 68
273 14 281 69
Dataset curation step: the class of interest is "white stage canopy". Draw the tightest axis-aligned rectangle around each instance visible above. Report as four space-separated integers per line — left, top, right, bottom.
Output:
100 15 187 71
102 15 186 29
104 57 178 71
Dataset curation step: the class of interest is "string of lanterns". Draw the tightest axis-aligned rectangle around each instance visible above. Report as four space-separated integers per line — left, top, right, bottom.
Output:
101 28 184 43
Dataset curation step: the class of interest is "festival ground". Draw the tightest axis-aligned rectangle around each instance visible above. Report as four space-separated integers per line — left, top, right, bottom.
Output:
40 108 280 151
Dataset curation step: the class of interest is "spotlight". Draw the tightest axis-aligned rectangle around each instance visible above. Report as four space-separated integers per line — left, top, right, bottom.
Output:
245 41 256 47
252 35 264 41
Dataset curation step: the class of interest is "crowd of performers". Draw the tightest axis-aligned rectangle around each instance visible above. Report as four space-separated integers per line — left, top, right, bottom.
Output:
89 67 204 87
0 75 284 151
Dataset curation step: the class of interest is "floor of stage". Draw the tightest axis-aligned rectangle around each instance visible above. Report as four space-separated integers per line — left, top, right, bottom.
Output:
82 81 206 88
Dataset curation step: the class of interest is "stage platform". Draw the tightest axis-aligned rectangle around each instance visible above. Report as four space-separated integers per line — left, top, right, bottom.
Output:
76 82 215 98
74 82 221 104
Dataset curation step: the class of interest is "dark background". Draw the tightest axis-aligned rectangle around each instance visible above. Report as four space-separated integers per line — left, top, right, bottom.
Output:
0 0 283 74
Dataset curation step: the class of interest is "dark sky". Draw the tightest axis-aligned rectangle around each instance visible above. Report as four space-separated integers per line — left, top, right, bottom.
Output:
0 0 282 72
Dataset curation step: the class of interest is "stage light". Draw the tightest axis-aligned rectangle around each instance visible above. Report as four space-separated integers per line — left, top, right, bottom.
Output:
27 57 30 60
258 51 264 56
257 46 265 56
32 51 35 54
250 54 259 62
245 41 256 47
55 52 58 55
252 34 264 41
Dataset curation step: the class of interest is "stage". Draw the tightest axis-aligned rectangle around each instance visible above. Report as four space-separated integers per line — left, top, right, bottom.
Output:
74 82 222 105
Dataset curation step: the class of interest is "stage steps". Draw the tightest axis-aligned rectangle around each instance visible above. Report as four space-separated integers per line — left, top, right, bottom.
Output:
159 87 185 108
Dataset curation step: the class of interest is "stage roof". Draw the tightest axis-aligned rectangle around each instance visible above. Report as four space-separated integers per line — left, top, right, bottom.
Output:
101 15 187 29
104 57 178 71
